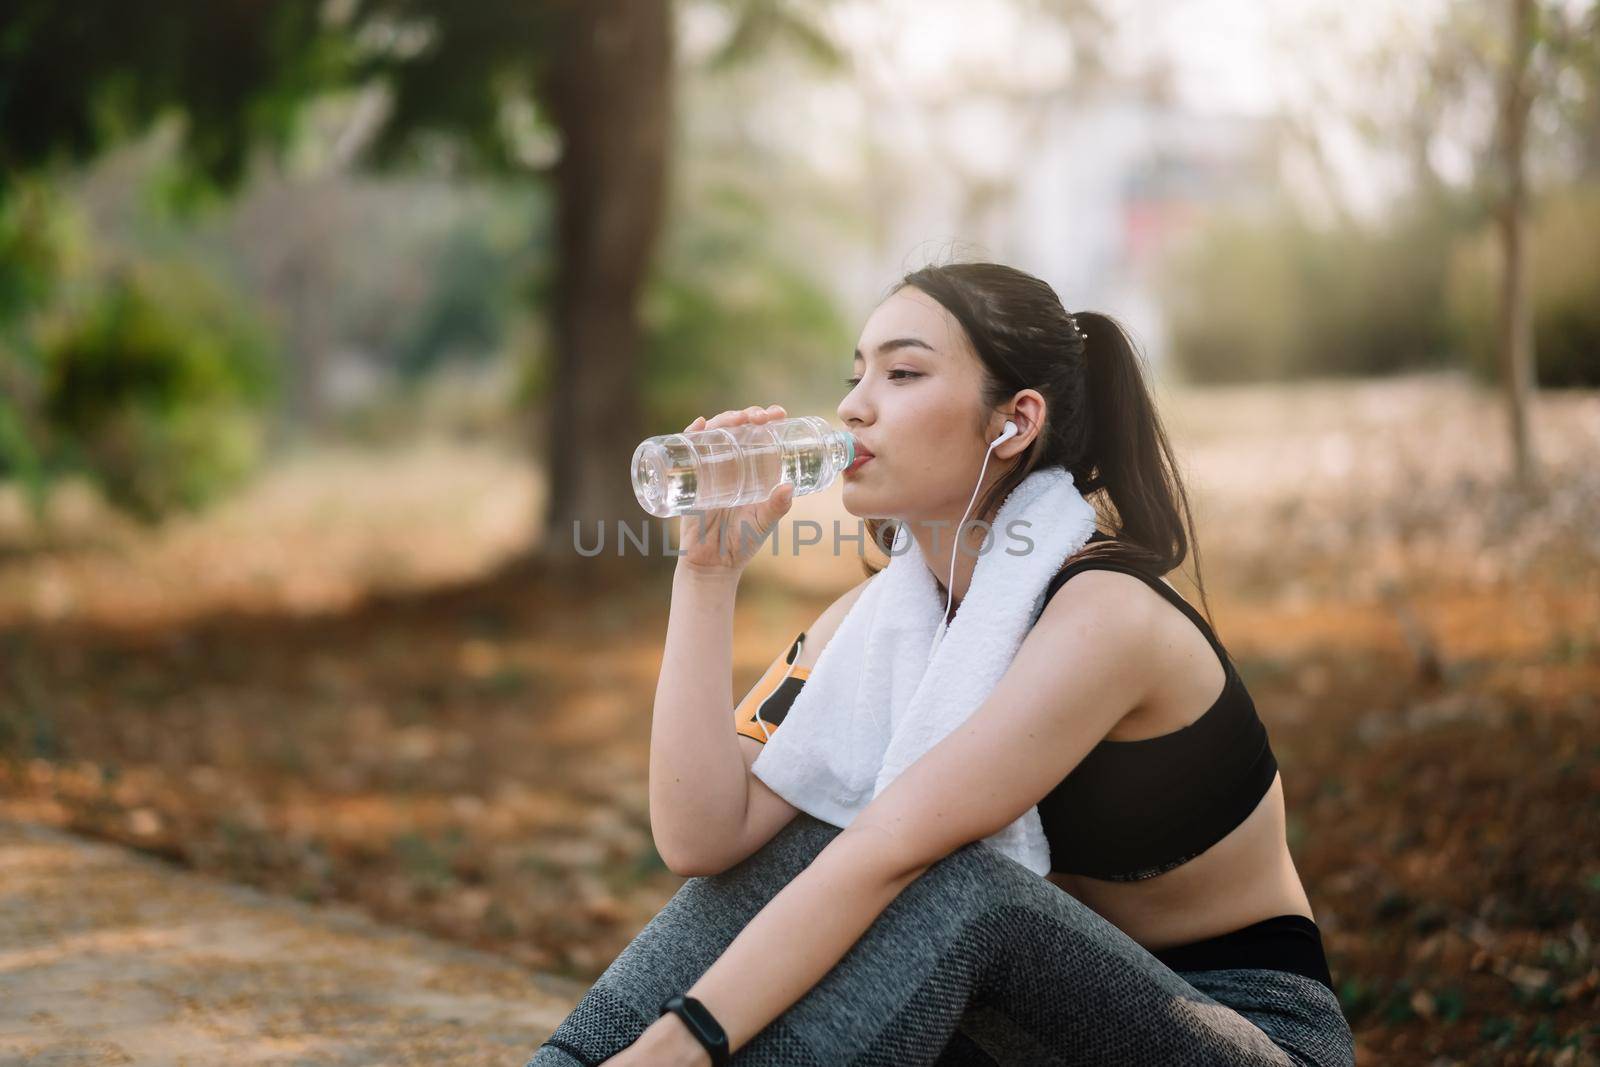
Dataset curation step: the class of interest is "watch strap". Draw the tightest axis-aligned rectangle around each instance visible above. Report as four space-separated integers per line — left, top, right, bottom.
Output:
658 993 730 1066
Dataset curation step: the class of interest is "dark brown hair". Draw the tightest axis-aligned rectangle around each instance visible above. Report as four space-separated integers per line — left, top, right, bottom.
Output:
859 260 1214 628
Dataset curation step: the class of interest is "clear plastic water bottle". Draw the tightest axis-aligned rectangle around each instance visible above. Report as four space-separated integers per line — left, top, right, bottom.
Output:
631 415 857 517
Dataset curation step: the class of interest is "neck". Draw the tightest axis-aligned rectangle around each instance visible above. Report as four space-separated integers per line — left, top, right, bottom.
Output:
904 464 1016 618
908 514 991 621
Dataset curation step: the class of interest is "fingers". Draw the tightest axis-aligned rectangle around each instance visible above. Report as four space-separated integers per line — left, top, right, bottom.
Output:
771 482 797 525
689 404 787 432
751 483 792 536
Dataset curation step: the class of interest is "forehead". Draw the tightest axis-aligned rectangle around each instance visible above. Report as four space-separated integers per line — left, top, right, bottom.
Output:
856 287 971 358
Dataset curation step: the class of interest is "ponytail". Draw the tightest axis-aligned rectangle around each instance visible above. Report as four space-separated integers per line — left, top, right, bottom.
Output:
1066 311 1213 628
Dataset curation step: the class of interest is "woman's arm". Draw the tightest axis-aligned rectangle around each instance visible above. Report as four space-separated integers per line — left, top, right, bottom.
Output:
685 825 928 1047
612 823 931 1065
617 569 1159 1063
648 563 749 874
649 403 795 873
652 569 874 876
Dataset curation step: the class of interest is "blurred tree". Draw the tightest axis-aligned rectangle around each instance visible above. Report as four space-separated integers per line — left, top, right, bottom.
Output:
0 0 845 555
0 3 329 518
1480 0 1597 485
0 182 72 513
536 0 672 556
0 171 285 526
1447 183 1600 391
1159 197 1466 385
393 220 515 380
1330 0 1599 483
639 178 854 428
0 2 341 196
344 0 847 556
0 0 643 539
1494 0 1539 487
38 261 277 522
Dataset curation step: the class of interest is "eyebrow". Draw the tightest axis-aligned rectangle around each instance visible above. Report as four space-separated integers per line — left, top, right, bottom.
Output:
853 337 935 362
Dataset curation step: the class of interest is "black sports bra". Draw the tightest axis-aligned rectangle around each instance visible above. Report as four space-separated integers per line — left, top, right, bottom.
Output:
1032 542 1279 881
731 535 1279 883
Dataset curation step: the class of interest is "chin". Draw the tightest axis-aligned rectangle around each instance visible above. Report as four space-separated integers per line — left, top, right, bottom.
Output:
840 477 881 503
839 487 897 529
838 486 867 515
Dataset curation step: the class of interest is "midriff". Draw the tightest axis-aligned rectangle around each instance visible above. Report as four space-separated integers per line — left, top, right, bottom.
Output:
1046 770 1315 952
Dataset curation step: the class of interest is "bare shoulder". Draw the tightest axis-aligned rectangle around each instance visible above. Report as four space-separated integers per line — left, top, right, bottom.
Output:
1034 566 1165 652
792 573 876 671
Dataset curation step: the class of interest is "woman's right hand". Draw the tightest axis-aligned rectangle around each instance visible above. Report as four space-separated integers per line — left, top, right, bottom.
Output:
674 404 796 577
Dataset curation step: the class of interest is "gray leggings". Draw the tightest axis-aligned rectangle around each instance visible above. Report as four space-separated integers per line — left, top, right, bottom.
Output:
526 813 1355 1066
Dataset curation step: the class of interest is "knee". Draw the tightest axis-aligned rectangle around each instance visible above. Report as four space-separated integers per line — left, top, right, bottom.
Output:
899 840 1046 927
705 812 840 884
665 813 841 920
925 839 1052 898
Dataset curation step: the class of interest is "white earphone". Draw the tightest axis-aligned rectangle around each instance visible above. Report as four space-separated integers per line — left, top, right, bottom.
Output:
927 419 1018 661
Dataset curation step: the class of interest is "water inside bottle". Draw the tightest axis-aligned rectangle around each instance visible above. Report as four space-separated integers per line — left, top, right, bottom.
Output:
632 418 853 516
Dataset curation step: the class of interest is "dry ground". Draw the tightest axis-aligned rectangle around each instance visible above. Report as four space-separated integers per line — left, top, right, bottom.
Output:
0 819 585 1065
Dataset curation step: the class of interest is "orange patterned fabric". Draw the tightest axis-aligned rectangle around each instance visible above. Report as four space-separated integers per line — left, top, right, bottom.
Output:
734 631 810 744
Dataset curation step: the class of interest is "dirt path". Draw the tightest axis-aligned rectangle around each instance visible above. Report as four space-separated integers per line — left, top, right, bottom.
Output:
0 820 586 1066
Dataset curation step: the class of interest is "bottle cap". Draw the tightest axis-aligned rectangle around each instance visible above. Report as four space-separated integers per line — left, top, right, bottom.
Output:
834 429 856 467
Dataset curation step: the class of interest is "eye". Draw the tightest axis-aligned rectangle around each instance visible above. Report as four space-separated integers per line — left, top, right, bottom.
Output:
842 370 921 390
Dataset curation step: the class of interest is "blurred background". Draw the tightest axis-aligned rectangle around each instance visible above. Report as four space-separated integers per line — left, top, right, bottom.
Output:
1 1 1596 1063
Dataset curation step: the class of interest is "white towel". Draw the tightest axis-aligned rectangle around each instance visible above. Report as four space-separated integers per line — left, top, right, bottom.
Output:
751 464 1099 875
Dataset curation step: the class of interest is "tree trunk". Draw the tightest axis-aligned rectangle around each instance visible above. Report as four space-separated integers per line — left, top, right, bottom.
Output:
1495 0 1539 488
535 0 674 568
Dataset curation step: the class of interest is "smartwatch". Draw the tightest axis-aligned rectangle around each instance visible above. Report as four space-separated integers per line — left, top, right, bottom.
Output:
658 993 730 1066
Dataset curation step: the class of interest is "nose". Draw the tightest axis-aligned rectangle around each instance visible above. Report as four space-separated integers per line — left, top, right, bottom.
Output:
837 379 869 429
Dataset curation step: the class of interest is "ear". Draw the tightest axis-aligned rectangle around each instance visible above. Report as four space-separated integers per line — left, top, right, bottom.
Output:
998 391 1046 457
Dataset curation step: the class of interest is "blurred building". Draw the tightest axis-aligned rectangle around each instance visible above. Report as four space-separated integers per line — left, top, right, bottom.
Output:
831 85 1280 377
1011 89 1279 374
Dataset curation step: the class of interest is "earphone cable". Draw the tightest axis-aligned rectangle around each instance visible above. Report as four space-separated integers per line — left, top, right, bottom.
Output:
928 434 1004 663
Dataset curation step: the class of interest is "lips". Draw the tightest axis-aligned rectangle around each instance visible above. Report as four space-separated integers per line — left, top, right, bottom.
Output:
843 436 875 476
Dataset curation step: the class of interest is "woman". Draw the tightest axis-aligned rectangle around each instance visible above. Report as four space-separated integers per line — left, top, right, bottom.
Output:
528 262 1356 1066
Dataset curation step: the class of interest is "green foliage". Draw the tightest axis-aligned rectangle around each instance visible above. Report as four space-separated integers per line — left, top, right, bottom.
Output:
1162 196 1469 383
1161 210 1299 382
35 261 279 522
393 210 537 379
639 181 853 429
1446 183 1600 388
0 182 87 511
0 1 575 200
701 0 849 74
0 383 47 515
349 3 560 177
0 0 343 199
1165 175 1600 389
1 0 856 500
0 183 73 324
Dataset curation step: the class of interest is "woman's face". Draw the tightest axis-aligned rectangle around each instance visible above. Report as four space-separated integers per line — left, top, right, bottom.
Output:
836 286 999 523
